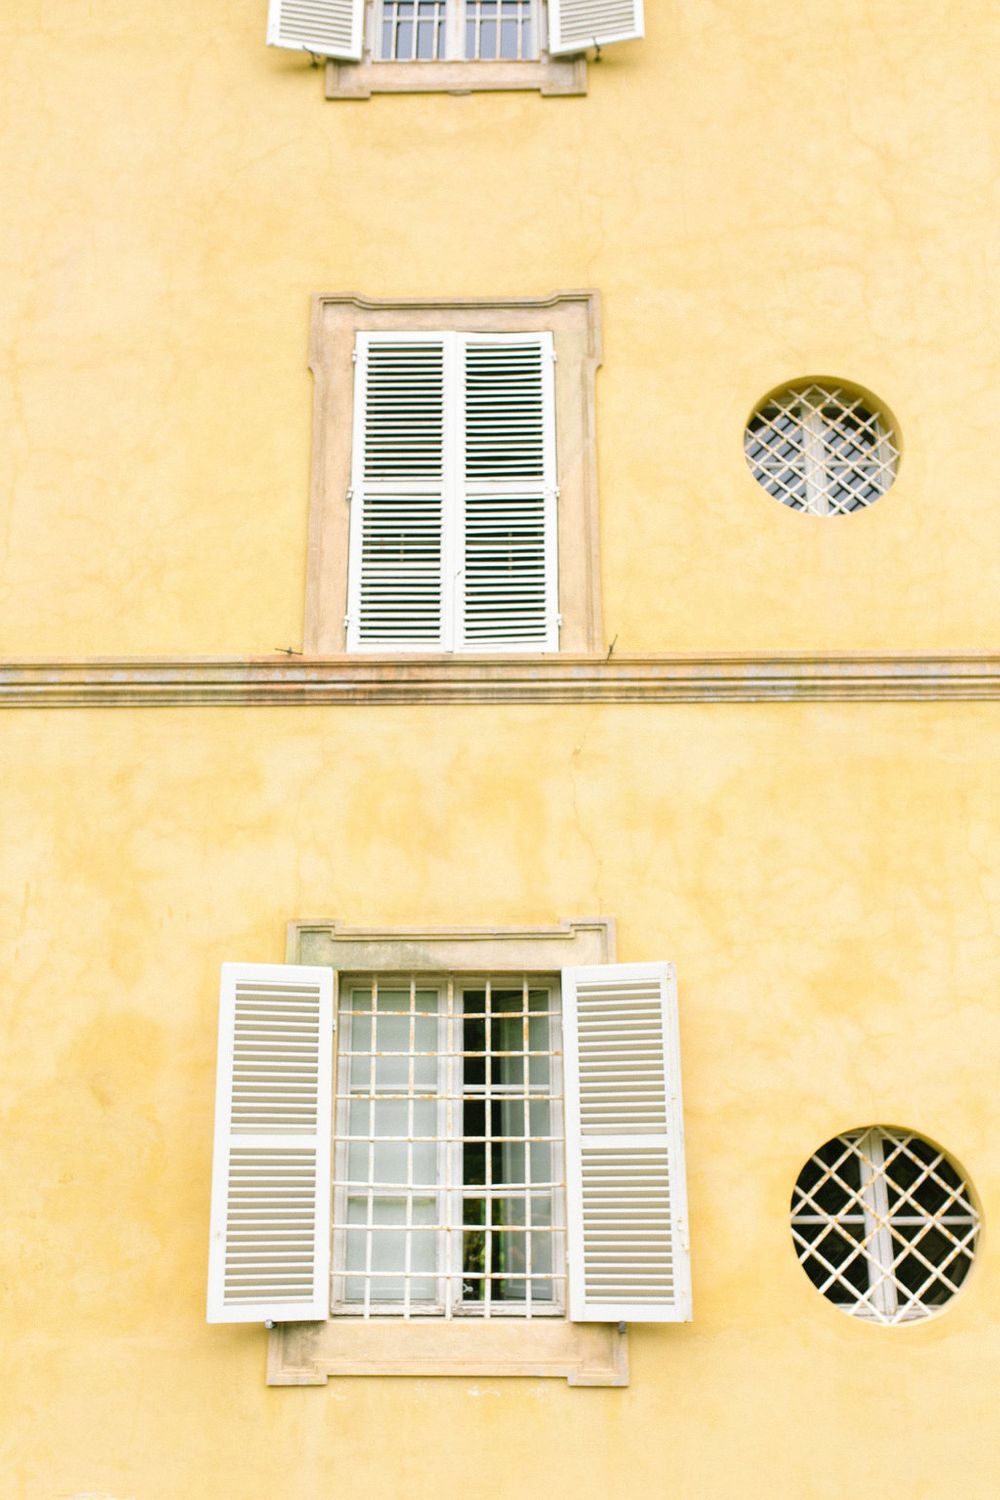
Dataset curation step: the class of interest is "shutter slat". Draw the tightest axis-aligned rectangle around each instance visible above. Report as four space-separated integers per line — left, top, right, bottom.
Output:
207 963 334 1324
562 962 691 1323
266 0 364 57
547 0 644 55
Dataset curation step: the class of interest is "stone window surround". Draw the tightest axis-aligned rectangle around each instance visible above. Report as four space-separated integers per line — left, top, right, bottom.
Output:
267 916 630 1385
325 1 588 99
305 291 604 656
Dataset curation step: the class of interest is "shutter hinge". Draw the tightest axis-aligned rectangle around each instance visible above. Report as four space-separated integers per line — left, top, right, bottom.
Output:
556 613 563 628
550 350 558 362
343 614 351 629
346 487 353 503
352 350 358 363
555 486 561 500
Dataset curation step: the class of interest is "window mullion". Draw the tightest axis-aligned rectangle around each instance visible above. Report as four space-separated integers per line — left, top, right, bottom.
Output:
802 404 829 515
446 0 465 59
858 1128 897 1320
442 332 465 651
541 331 560 648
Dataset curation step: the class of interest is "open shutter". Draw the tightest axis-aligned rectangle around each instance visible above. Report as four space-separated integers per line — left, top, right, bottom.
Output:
547 0 644 55
459 334 559 651
562 961 691 1322
347 335 447 650
207 963 334 1324
266 0 364 59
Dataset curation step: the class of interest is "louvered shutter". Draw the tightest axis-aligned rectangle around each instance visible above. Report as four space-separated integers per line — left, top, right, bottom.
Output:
459 335 558 651
547 0 644 55
348 331 558 653
207 963 334 1324
266 0 364 58
348 336 447 650
562 962 691 1322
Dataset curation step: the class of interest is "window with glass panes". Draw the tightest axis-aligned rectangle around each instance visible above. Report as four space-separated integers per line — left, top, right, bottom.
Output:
332 974 565 1316
379 1 538 62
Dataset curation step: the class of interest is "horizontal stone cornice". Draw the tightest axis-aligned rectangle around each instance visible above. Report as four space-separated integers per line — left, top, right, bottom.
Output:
0 655 998 707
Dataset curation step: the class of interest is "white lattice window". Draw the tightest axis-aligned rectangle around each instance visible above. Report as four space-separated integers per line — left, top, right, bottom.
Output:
333 974 565 1317
745 381 900 515
791 1127 980 1325
378 0 538 60
346 330 559 653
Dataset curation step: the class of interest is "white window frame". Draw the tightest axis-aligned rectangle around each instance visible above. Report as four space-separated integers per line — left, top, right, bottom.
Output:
267 919 631 1385
373 0 543 62
345 330 559 655
330 971 567 1318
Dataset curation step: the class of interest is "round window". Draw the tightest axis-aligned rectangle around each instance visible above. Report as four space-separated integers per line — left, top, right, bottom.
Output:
745 380 899 514
790 1127 980 1323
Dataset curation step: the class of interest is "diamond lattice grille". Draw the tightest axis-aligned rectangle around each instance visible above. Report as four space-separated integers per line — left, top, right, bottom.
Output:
790 1128 980 1324
745 382 899 514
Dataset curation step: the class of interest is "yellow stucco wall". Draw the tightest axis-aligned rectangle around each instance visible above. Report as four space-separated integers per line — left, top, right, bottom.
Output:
5 706 1000 1496
1 1 998 654
2 1 999 1497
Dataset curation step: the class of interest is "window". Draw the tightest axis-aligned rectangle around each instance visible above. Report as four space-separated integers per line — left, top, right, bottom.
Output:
266 1 645 99
206 924 691 1384
379 1 539 62
347 332 557 653
744 380 900 515
791 1127 980 1324
305 294 603 655
333 973 565 1316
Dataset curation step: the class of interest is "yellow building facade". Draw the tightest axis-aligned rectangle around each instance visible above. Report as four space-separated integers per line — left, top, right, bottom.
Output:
3 2 999 1496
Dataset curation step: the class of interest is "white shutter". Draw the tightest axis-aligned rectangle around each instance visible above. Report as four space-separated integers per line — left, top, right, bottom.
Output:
347 335 447 651
547 0 644 55
266 0 364 58
562 962 691 1322
207 963 334 1324
459 335 558 652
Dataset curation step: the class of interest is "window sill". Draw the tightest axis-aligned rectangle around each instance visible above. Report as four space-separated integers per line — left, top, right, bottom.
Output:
325 56 587 99
267 1317 628 1385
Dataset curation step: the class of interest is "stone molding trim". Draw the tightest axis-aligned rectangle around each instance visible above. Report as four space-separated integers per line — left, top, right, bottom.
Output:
305 291 603 655
326 55 587 98
2 655 999 707
288 916 616 969
268 1318 628 1386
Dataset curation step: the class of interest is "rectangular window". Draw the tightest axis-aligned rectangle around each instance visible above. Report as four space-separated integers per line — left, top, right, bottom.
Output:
332 974 566 1317
377 1 537 61
346 331 558 653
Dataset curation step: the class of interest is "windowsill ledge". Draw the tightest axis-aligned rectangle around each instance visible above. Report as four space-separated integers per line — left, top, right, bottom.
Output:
268 1317 628 1385
325 55 587 99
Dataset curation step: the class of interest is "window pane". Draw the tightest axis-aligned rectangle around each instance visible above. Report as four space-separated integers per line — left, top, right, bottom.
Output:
381 0 446 60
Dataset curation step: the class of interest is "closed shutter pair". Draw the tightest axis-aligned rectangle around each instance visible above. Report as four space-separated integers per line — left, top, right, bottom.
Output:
208 961 691 1325
346 332 558 653
267 2 645 59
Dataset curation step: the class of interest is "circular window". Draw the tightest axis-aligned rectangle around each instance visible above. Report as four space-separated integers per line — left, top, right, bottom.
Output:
790 1127 980 1324
745 380 899 514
